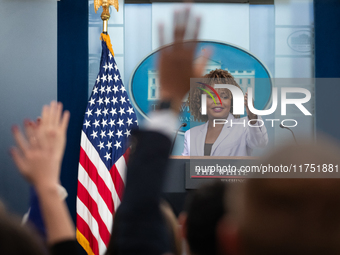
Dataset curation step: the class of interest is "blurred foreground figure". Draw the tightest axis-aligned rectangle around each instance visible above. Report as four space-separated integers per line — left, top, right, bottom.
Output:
111 6 209 255
219 137 340 255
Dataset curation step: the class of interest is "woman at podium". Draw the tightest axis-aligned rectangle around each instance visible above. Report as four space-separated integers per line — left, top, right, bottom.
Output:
182 69 268 156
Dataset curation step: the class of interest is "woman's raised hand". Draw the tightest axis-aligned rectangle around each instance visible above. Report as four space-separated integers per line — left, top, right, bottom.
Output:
11 101 70 188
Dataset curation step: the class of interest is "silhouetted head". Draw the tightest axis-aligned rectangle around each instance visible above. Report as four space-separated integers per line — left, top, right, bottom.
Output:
219 136 340 255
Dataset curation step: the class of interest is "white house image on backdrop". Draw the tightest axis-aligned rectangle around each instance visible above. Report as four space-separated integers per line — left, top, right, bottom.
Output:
147 56 255 101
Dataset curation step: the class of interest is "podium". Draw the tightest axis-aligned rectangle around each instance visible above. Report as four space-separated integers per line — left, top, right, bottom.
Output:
162 156 258 215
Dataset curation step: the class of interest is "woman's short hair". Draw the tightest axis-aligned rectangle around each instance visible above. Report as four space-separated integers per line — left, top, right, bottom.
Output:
188 69 242 122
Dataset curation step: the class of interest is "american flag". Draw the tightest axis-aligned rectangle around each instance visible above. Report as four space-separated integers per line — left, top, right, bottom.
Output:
76 34 138 255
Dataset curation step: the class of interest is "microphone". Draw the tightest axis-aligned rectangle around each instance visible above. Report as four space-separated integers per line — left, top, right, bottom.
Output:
170 123 187 154
279 124 297 144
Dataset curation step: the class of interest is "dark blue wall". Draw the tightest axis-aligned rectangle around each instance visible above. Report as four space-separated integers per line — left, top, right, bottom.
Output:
315 0 340 140
57 0 88 227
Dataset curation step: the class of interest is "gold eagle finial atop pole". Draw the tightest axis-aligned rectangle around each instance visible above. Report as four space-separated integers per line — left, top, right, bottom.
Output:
94 0 119 33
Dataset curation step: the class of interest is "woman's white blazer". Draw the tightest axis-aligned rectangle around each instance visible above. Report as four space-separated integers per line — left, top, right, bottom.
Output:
182 114 268 156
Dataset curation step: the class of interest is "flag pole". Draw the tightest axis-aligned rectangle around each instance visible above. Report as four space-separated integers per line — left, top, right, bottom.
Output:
94 0 119 33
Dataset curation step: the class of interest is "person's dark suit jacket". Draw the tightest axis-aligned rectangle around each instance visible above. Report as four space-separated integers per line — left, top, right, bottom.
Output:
109 130 172 255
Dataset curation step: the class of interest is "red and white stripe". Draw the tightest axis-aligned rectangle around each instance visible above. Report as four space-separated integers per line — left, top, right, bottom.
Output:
77 131 128 255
